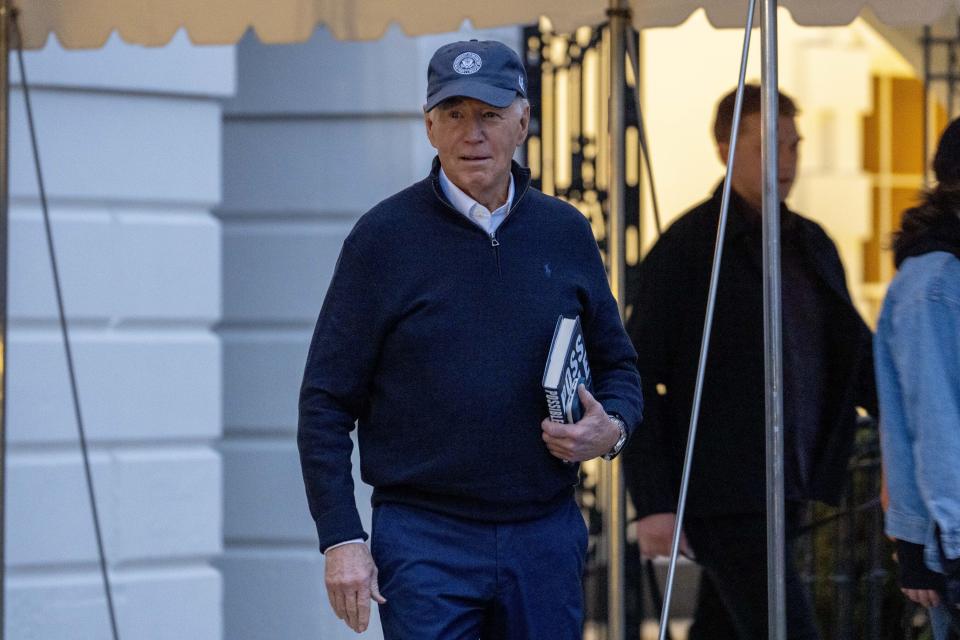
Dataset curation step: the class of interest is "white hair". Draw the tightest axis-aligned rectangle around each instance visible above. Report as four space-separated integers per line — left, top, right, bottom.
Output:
424 95 529 122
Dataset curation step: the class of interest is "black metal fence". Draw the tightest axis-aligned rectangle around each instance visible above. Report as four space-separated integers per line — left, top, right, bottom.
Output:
522 22 644 318
794 420 940 640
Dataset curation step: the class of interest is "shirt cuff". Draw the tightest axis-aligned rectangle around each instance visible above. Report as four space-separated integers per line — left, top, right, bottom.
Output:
936 526 960 576
323 538 365 554
897 539 944 590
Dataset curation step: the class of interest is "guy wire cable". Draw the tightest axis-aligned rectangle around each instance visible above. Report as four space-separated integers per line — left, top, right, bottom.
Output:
12 12 121 640
656 0 757 638
0 3 10 635
624 32 663 238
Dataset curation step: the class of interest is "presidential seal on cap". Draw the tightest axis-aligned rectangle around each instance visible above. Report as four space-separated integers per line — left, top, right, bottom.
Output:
425 40 528 112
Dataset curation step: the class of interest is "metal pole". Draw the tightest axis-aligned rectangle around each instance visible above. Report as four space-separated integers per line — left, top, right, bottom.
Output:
923 26 931 186
760 0 787 638
605 0 628 637
625 33 664 239
656 2 756 638
0 1 11 636
867 458 885 640
948 39 956 119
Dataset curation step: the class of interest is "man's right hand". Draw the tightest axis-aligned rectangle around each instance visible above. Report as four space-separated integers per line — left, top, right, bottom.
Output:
635 513 694 560
324 542 387 633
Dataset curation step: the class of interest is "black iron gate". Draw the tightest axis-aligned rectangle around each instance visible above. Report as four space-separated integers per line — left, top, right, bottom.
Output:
524 19 645 639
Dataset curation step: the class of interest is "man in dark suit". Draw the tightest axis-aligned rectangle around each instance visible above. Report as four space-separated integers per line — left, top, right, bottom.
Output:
622 85 877 639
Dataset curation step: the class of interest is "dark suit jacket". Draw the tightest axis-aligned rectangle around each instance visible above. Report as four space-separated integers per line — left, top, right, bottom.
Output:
623 185 877 520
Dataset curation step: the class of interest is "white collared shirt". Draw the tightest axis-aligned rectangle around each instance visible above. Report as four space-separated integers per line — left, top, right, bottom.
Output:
439 168 514 236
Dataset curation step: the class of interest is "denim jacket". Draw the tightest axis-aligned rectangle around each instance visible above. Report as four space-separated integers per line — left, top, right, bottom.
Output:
876 251 960 571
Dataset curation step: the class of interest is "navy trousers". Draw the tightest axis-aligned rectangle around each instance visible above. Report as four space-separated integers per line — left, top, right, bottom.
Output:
371 498 587 640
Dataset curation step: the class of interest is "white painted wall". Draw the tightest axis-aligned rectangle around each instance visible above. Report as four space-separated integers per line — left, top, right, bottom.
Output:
5 32 231 639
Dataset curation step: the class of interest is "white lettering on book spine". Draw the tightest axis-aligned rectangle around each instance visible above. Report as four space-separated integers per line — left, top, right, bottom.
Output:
545 387 564 422
559 334 590 420
542 315 591 425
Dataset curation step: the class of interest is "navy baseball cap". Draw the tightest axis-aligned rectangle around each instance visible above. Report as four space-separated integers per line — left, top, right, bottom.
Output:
425 39 528 112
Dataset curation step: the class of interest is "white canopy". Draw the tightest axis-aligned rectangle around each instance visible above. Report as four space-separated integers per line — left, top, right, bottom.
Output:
18 0 960 50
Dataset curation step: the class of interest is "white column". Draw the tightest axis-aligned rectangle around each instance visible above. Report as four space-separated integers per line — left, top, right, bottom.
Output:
5 32 231 639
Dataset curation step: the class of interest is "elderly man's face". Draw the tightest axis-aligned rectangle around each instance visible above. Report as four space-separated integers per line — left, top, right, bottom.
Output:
425 97 530 211
718 112 800 212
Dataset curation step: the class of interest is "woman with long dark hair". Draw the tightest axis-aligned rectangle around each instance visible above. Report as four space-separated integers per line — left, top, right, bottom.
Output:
876 117 960 639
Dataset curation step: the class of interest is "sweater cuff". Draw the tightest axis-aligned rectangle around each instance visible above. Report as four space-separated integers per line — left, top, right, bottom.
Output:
600 399 642 438
324 539 365 554
315 503 368 553
896 540 944 590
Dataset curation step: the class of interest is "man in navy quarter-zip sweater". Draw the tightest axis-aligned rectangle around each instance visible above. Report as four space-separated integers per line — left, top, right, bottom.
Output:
298 40 642 639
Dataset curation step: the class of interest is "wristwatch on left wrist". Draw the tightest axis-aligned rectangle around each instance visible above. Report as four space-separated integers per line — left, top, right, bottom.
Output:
603 414 628 460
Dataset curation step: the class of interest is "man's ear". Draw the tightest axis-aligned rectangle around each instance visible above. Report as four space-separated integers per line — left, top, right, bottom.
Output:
516 102 531 145
424 110 438 149
716 140 730 166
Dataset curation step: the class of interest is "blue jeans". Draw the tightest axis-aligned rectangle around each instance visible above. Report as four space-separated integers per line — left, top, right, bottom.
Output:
929 604 955 640
371 498 587 640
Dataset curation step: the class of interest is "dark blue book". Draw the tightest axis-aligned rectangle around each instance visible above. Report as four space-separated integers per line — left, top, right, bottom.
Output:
542 315 593 423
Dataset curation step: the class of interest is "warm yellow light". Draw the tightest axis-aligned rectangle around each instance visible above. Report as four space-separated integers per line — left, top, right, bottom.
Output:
528 137 542 180
583 49 598 140
569 61 581 151
597 29 609 190
555 68 571 190
550 36 567 66
576 26 592 48
626 126 639 187
542 68 555 196
626 225 639 266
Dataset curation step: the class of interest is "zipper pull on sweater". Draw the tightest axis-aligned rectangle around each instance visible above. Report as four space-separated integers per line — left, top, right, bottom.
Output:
490 235 500 247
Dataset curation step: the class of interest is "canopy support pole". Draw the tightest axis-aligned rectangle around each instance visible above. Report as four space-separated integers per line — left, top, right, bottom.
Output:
605 0 629 638
760 0 787 638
